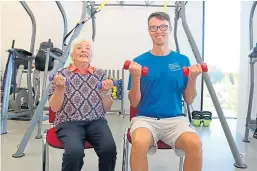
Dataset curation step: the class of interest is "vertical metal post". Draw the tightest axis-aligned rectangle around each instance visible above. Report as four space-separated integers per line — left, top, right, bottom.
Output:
112 70 115 79
20 1 36 119
117 70 119 80
173 2 191 120
200 1 205 111
173 2 180 53
108 69 111 78
12 1 90 158
243 1 257 142
177 1 247 168
35 43 51 139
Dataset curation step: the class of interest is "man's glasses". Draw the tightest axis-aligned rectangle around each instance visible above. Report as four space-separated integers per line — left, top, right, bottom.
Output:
149 24 169 32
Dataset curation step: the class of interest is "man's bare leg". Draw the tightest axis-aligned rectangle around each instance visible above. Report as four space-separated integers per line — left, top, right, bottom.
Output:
175 132 202 171
130 128 154 171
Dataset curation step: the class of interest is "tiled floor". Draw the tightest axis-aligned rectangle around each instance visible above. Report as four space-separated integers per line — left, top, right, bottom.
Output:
1 114 257 171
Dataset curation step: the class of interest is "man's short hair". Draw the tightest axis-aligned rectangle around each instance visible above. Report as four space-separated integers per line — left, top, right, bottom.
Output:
148 12 171 27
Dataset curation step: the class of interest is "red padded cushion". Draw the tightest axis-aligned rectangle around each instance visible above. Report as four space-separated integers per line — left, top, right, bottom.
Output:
126 128 172 149
130 106 137 120
46 127 93 149
48 107 55 123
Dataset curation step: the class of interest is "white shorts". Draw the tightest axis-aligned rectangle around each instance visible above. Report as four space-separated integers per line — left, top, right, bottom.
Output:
130 116 197 157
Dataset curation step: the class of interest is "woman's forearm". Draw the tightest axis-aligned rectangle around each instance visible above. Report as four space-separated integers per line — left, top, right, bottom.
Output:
49 88 65 112
101 94 113 112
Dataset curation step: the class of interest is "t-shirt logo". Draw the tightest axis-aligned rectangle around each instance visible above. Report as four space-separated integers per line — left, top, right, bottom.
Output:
168 63 181 71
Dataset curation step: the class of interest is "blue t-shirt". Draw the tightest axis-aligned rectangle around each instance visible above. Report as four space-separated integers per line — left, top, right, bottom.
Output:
127 51 191 118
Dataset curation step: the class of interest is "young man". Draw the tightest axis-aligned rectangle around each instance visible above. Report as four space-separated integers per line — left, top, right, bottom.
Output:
127 12 203 171
48 39 117 171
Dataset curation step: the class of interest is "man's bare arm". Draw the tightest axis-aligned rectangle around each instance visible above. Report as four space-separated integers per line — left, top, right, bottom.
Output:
183 77 197 105
128 77 141 107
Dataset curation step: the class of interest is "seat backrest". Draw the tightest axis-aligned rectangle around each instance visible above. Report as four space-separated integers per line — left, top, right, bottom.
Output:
48 107 56 123
130 106 137 121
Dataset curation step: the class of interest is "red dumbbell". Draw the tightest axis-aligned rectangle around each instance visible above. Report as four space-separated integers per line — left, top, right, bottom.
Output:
182 63 208 76
123 60 148 76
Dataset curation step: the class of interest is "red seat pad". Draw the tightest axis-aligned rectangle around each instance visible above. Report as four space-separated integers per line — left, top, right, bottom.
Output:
126 128 172 149
46 127 93 149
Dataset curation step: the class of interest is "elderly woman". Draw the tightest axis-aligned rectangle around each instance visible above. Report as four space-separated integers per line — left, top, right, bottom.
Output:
48 38 117 171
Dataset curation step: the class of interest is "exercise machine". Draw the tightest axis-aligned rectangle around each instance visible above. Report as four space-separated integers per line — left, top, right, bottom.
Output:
12 1 247 169
1 1 36 134
243 1 257 142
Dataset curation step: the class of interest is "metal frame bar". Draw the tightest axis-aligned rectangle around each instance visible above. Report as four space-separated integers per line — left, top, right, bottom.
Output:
94 3 176 7
12 1 90 158
20 1 35 118
56 1 68 51
173 2 192 121
200 1 205 111
1 50 15 134
176 1 247 169
88 1 97 41
243 1 257 142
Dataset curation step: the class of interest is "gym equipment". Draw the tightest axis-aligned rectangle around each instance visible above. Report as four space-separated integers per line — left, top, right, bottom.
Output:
191 111 212 127
1 40 26 98
104 69 125 117
96 79 118 89
35 40 62 72
13 1 94 158
182 63 208 76
243 1 257 142
1 1 36 134
49 73 71 86
123 60 148 76
172 1 246 168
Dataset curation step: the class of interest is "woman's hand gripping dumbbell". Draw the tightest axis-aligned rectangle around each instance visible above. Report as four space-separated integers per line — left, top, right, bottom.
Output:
97 79 118 89
182 63 208 77
49 73 71 87
123 60 148 77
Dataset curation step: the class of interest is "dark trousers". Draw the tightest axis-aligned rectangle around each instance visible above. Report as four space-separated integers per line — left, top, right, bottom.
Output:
55 119 117 171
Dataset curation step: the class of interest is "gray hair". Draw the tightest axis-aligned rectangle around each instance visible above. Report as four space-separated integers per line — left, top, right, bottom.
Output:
69 37 94 63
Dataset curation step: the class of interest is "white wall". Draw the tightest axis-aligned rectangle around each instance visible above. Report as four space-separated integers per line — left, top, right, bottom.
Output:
237 1 257 136
1 1 203 113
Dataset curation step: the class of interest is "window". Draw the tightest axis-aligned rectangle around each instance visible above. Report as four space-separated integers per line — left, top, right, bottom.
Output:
203 1 240 118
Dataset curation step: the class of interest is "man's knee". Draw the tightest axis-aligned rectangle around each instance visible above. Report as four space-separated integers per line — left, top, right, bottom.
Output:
176 132 202 154
131 128 154 154
187 135 202 153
